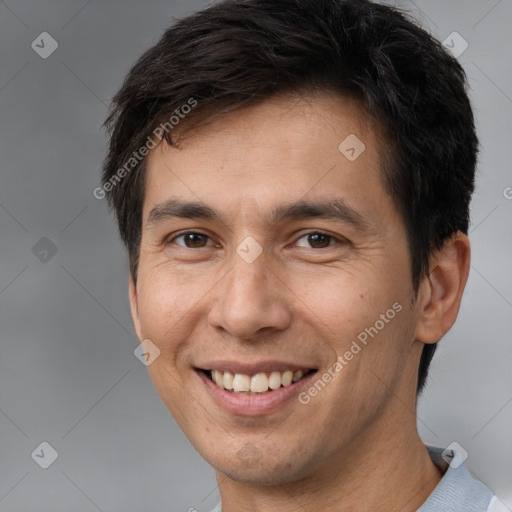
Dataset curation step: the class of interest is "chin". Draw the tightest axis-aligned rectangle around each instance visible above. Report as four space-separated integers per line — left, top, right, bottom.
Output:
205 445 318 486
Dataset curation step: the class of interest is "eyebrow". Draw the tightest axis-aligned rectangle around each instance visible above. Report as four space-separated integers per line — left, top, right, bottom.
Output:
146 198 370 230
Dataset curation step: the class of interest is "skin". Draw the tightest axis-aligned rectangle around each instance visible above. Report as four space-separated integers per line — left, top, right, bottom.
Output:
129 92 470 511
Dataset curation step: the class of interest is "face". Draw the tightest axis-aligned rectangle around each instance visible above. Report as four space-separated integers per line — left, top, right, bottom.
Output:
130 93 424 485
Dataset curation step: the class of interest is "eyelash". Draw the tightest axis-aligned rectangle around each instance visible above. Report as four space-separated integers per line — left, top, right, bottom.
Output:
166 230 344 249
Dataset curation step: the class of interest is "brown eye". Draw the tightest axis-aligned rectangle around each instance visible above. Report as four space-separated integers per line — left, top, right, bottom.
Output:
171 232 212 248
296 232 336 249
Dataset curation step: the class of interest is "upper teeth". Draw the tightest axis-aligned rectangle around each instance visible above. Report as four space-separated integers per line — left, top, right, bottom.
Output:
211 370 306 393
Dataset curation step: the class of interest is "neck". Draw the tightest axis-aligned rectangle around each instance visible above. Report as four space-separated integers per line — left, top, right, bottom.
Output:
216 356 443 511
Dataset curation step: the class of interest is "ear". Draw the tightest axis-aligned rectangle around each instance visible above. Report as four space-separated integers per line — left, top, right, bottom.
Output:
414 231 471 344
129 275 143 341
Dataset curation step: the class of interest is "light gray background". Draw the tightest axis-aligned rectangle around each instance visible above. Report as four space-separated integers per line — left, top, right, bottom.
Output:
0 0 510 510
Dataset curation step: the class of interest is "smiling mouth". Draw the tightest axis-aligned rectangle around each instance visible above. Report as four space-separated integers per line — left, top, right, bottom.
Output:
200 369 317 394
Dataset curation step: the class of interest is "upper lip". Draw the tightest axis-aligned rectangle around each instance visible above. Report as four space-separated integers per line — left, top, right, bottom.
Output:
195 360 317 375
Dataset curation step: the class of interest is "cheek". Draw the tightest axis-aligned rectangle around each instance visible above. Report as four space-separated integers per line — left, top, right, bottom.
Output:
342 300 415 410
294 269 412 383
289 270 384 340
135 269 205 352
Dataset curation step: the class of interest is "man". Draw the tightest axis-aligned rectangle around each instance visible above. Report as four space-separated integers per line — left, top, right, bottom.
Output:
101 0 505 510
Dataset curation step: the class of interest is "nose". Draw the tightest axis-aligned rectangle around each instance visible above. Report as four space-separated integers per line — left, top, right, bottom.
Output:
207 248 292 341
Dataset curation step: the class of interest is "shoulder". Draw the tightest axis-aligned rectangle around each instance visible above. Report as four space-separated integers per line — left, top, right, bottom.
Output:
419 445 507 512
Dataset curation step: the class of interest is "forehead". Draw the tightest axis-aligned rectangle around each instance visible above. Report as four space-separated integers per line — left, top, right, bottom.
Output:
143 92 393 225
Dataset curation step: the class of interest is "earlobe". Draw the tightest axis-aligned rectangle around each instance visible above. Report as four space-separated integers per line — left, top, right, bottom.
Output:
414 231 471 344
129 276 143 341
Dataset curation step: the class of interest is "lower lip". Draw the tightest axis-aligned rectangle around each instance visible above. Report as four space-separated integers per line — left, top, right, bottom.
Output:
197 371 316 416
